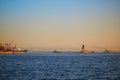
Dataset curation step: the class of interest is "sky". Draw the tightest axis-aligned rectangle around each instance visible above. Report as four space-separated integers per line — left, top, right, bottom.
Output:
0 0 120 51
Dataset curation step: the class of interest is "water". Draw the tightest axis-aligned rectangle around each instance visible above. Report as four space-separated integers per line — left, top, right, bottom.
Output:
0 52 120 80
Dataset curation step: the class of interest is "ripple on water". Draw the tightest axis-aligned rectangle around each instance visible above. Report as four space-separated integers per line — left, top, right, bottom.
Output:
0 53 120 80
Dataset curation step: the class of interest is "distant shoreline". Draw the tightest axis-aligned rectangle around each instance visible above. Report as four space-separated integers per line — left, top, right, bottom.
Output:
0 51 24 54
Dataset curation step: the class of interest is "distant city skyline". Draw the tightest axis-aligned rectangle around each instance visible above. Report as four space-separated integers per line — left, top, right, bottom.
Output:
0 0 120 52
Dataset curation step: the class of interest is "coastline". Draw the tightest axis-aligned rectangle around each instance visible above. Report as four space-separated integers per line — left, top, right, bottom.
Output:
0 51 24 54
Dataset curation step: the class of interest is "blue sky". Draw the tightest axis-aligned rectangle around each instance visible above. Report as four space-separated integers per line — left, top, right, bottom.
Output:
0 0 120 51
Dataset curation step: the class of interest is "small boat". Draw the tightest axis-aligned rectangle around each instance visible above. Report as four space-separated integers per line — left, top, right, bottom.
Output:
53 50 62 53
104 49 111 53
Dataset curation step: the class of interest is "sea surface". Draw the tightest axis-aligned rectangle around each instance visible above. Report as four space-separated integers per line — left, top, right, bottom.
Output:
0 52 120 80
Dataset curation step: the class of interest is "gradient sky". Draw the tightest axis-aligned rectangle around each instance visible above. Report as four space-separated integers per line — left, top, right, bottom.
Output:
0 0 120 51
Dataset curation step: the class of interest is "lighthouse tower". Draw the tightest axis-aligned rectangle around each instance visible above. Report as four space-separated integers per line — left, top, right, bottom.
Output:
82 44 85 53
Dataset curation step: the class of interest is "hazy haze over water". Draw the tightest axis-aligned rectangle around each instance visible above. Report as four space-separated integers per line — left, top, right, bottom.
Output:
0 0 120 51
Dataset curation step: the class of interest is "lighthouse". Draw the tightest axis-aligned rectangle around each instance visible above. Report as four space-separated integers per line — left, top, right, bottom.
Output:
81 44 89 53
82 44 85 53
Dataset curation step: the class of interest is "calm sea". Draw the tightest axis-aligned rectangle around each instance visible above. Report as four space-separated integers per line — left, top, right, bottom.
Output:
0 52 120 80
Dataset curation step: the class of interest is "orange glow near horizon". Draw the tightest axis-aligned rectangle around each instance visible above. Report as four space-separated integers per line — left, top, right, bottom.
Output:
0 0 120 52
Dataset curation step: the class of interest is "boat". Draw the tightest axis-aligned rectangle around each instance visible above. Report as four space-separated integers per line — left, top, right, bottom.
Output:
53 50 62 53
104 49 111 53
